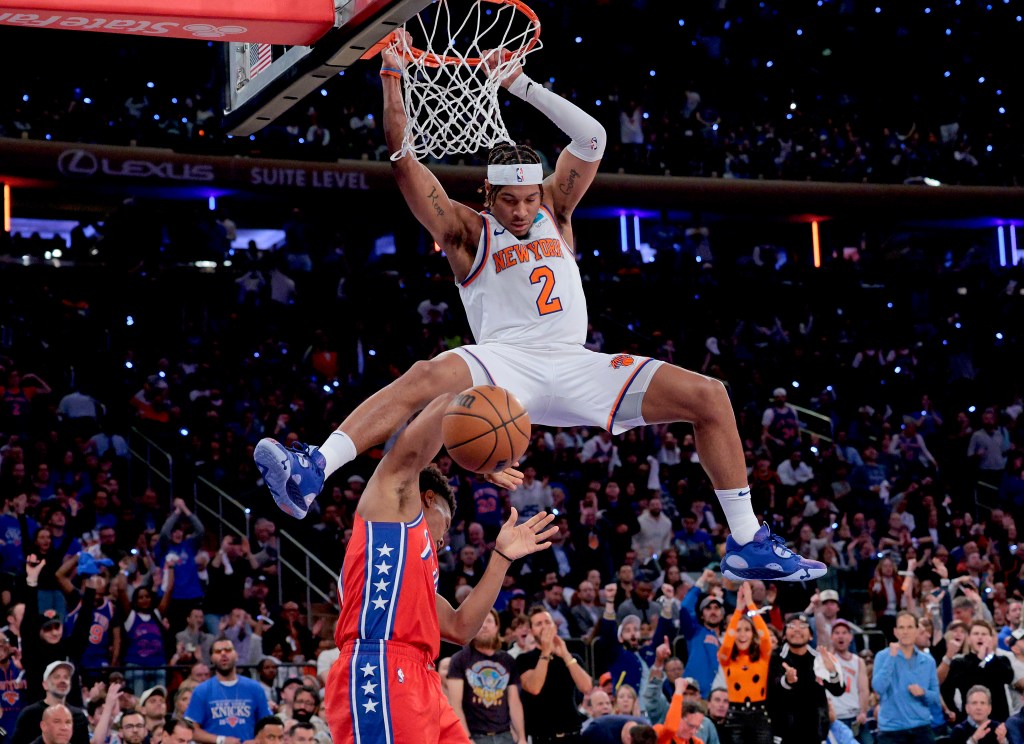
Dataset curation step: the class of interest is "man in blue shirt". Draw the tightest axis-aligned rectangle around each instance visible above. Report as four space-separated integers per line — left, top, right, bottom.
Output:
185 638 271 744
873 611 941 744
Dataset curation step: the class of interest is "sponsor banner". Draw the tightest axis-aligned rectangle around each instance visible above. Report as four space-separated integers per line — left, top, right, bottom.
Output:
0 0 334 44
0 139 388 193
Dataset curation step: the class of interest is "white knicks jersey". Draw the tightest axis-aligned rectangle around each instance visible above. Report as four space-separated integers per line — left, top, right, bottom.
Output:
458 205 588 346
827 653 863 720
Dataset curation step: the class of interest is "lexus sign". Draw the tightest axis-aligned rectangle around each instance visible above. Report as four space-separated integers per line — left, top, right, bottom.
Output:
1 139 383 193
57 149 98 177
57 148 216 182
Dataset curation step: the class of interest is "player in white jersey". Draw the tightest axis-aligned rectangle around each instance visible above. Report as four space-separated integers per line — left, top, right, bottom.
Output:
253 36 826 583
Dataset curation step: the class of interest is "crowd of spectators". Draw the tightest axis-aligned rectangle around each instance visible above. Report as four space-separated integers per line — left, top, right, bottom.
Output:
0 186 1022 744
2 0 1022 185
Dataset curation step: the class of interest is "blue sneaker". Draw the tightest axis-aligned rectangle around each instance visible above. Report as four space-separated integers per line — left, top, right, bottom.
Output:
254 438 325 519
722 522 827 582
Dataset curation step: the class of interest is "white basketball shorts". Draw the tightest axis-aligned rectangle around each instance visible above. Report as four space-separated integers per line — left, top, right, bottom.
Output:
441 342 664 434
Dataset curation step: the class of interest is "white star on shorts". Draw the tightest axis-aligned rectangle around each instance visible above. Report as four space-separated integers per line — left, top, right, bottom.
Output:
361 681 377 696
360 662 377 677
362 699 379 714
372 596 388 610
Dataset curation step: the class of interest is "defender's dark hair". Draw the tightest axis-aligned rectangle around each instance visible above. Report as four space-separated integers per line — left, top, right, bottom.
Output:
484 143 544 209
421 464 456 515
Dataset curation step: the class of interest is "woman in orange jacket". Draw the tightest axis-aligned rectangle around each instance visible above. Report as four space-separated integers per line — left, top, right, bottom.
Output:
716 582 773 744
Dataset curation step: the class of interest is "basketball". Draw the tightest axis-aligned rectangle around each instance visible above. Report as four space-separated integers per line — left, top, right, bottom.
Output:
442 386 531 474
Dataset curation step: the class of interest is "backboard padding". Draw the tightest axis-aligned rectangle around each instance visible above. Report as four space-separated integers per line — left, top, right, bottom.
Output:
223 0 431 136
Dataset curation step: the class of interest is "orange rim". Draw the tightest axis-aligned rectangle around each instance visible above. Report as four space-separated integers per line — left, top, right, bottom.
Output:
397 0 541 68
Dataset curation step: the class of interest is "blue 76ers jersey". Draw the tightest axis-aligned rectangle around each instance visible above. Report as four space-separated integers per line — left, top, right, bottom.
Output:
336 512 441 660
458 205 587 347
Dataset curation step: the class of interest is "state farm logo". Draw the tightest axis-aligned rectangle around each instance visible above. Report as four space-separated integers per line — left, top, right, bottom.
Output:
182 24 247 37
57 148 215 182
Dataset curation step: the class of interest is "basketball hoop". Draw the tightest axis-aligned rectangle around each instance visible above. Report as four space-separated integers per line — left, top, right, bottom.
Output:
375 0 542 161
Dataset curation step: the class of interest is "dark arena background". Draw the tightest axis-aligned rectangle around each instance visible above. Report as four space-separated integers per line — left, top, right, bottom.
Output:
0 1 1021 743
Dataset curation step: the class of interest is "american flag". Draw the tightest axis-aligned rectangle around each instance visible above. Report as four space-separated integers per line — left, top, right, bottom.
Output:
248 43 272 77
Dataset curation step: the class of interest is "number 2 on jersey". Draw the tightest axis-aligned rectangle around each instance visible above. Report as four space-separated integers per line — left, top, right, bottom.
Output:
530 266 563 315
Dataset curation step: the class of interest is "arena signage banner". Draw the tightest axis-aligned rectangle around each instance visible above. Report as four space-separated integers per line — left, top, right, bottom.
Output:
0 139 382 193
3 139 1021 217
0 0 333 44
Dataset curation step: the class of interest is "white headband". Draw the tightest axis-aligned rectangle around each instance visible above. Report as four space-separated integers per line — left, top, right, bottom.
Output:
487 163 544 186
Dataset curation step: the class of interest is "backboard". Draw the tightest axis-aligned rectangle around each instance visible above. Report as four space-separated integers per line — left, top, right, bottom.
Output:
223 0 432 136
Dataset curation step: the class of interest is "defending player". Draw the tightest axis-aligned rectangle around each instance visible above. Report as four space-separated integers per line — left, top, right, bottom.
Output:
254 38 824 583
323 392 557 744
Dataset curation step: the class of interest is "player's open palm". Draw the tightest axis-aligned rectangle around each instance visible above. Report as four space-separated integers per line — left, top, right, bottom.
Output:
495 508 557 560
484 464 524 491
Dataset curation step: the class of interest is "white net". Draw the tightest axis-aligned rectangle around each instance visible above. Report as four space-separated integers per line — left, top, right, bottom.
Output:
391 0 542 161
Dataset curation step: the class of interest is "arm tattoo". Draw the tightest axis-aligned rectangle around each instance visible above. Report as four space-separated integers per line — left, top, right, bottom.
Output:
427 186 445 217
559 168 581 196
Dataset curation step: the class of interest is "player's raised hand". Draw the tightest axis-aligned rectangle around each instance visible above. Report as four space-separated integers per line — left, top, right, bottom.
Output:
484 464 524 491
494 508 558 561
383 30 413 72
480 47 522 88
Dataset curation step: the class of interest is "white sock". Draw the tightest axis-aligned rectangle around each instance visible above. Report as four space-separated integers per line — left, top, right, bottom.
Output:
319 431 357 480
715 487 760 544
